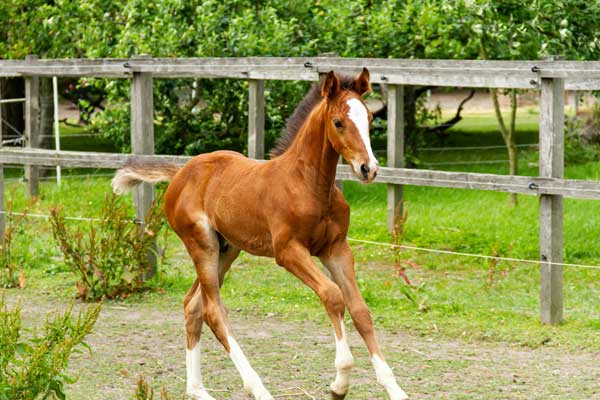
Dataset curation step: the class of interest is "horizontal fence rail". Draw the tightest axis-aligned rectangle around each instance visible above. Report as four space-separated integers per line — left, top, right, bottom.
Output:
2 57 600 89
2 148 600 200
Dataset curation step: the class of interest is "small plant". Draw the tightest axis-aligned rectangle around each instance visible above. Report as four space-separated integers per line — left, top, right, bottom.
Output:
131 376 172 400
488 243 500 287
0 296 101 400
487 242 512 288
391 201 418 286
0 200 35 288
49 193 167 301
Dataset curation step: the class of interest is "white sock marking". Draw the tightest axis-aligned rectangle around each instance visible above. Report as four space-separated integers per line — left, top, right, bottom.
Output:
227 334 273 400
372 355 408 400
186 342 215 400
346 98 378 171
331 321 354 395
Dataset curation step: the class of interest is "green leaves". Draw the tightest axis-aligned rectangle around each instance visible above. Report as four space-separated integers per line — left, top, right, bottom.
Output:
0 297 101 400
49 193 167 302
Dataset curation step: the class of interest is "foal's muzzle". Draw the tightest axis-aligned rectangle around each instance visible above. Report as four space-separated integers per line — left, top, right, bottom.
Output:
360 163 378 183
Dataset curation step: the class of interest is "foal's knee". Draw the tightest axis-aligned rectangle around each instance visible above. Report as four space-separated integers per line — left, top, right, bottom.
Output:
321 283 345 319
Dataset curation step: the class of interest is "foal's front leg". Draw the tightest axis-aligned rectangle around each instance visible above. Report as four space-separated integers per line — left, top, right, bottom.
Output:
320 240 409 400
274 241 354 399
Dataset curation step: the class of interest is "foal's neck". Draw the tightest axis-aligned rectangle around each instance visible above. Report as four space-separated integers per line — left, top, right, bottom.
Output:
282 102 339 199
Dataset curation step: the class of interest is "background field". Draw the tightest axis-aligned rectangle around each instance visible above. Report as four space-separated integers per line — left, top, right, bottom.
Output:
2 99 600 399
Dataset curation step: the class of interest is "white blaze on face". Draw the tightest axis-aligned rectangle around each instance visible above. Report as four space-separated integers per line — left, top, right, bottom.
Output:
346 98 378 172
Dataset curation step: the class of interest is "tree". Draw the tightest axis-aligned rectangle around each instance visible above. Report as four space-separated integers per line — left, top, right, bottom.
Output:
1 0 599 169
466 0 600 204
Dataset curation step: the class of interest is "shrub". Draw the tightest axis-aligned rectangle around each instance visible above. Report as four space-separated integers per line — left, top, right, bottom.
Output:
49 193 167 302
0 201 34 288
0 296 101 400
564 112 600 164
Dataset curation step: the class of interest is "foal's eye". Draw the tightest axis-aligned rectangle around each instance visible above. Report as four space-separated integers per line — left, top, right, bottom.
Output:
333 120 343 129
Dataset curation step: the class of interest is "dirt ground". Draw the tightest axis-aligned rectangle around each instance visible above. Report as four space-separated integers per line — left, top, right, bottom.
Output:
7 292 599 400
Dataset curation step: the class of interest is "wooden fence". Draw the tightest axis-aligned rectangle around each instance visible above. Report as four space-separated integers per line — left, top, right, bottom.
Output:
2 56 600 325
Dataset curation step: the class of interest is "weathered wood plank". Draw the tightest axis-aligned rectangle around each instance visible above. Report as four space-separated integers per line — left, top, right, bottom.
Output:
538 76 564 325
130 59 157 277
386 84 404 232
247 80 265 159
3 148 600 201
0 81 4 239
2 57 600 88
24 55 40 198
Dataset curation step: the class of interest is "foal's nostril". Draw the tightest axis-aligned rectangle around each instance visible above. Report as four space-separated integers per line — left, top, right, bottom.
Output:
360 164 370 179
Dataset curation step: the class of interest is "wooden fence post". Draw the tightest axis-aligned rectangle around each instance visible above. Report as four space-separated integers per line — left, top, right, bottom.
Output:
539 76 565 325
130 55 157 278
24 55 40 198
248 80 265 159
0 79 4 240
387 84 404 232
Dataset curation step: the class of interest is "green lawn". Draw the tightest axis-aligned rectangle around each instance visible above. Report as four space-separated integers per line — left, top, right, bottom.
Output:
3 110 600 353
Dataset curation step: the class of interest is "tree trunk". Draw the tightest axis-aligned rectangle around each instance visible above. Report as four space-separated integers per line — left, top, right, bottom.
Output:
490 88 519 205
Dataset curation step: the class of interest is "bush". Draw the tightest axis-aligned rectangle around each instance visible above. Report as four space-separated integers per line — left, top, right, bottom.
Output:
0 201 35 288
565 108 600 164
0 296 101 400
49 193 167 302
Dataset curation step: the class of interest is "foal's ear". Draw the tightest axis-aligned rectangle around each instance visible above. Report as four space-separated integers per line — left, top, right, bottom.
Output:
321 71 340 99
353 67 371 96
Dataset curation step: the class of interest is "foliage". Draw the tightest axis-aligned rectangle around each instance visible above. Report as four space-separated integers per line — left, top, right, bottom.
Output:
564 113 600 164
131 376 171 400
0 296 101 400
0 200 35 288
49 193 167 301
3 1 599 158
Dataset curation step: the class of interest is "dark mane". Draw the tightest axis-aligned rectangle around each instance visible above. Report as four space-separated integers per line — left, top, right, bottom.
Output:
269 75 357 158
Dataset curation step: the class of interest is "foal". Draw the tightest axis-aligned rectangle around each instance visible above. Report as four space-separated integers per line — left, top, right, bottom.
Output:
112 69 408 400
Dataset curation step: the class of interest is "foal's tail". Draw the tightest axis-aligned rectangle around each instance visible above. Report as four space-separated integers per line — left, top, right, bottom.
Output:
111 161 181 194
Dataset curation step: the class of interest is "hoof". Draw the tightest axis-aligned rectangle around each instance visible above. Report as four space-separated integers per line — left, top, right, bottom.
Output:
330 390 347 400
254 394 274 400
187 389 216 400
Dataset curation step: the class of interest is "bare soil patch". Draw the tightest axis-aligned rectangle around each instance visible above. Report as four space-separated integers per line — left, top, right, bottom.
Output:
4 291 599 400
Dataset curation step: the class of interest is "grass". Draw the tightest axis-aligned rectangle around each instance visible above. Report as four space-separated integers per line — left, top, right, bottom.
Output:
4 120 600 349
2 111 600 397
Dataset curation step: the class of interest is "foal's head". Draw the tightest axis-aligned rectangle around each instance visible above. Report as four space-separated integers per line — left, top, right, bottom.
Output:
321 68 378 183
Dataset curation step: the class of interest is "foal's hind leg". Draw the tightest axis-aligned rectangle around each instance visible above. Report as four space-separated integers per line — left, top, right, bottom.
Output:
183 243 240 400
183 278 214 400
182 218 272 400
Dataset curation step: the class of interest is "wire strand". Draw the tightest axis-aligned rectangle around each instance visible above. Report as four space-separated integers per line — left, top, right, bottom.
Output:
0 210 99 222
0 209 597 270
346 238 600 270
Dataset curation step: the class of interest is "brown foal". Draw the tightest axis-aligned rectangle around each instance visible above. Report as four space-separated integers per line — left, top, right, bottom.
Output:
112 68 408 400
